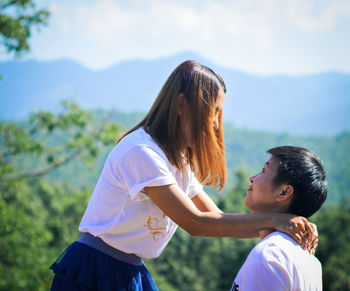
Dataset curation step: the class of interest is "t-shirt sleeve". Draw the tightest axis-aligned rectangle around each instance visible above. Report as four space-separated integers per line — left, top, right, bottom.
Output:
233 260 291 291
117 145 177 199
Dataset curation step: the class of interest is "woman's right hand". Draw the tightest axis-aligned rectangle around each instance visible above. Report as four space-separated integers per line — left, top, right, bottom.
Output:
274 213 318 254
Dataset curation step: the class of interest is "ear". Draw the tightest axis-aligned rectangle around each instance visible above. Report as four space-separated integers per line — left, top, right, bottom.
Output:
276 185 294 202
176 93 185 115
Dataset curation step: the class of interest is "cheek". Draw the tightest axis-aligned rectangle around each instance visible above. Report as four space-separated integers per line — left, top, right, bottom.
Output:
180 121 193 146
184 124 191 140
254 178 268 194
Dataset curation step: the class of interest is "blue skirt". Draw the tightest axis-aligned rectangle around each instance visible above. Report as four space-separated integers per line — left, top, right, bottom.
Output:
50 241 158 291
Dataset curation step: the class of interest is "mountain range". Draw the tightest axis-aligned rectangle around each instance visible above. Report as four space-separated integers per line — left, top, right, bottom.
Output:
1 51 349 136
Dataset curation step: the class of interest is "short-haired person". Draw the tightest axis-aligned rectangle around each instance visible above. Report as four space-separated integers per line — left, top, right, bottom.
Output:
231 146 327 291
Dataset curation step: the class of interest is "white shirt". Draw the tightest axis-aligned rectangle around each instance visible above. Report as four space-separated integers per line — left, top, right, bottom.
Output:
231 232 322 291
79 128 203 259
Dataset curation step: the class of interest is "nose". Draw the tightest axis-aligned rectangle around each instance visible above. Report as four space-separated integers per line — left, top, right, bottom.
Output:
249 175 255 183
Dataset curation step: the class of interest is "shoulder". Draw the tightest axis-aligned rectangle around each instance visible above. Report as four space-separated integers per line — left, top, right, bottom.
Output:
251 232 297 266
110 128 168 162
255 232 321 272
235 234 295 288
117 128 158 151
257 232 296 251
235 232 322 290
234 251 291 291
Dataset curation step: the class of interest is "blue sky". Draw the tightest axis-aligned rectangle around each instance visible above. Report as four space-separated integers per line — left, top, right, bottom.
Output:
2 0 350 75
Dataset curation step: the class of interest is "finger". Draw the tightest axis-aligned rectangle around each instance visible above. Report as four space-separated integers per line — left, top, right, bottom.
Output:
306 222 318 251
309 223 318 242
295 220 308 248
306 222 315 238
310 222 318 232
302 233 308 251
310 238 319 256
296 218 312 250
288 222 302 245
311 238 319 254
297 219 307 233
293 233 304 247
286 222 301 245
310 223 318 237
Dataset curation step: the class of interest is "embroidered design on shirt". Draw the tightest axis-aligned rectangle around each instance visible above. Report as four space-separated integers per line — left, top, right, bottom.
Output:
144 215 169 241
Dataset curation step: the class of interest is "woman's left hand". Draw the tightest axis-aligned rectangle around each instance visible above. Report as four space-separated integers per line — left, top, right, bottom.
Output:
275 214 318 254
290 217 318 254
307 223 318 255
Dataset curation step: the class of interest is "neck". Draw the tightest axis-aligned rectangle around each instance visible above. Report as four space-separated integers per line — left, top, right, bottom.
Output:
259 229 277 240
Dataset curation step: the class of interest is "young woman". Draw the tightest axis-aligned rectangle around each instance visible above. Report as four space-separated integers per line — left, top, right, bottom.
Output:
50 60 317 291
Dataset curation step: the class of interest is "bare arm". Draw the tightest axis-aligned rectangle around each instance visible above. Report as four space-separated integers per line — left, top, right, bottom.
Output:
191 191 223 213
191 191 260 238
145 184 311 243
191 189 318 246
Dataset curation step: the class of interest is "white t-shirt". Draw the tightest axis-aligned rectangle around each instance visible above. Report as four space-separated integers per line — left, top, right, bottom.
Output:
231 232 322 291
79 128 203 259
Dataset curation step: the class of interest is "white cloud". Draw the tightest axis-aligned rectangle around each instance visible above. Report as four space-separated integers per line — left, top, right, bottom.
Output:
283 0 349 33
48 0 276 47
25 0 350 74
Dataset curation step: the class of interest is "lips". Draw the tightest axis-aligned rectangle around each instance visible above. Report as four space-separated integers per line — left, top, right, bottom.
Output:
247 185 253 192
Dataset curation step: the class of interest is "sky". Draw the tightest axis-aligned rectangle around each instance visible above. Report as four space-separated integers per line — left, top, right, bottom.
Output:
2 0 350 75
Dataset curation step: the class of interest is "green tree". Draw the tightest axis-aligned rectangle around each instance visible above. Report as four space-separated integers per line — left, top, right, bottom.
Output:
0 102 122 290
0 181 53 290
314 200 350 291
0 0 49 56
0 100 120 183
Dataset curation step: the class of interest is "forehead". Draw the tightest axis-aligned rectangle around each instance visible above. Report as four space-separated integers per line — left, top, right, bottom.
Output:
265 156 279 174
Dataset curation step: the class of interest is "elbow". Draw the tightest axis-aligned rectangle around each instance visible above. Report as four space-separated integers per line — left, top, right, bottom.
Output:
180 214 208 236
184 226 202 236
183 226 203 236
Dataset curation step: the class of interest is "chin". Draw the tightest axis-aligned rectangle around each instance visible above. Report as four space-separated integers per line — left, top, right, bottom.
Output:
243 198 250 210
243 199 255 213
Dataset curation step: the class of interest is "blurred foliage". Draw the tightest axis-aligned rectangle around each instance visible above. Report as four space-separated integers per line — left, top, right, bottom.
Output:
0 107 349 290
0 100 120 183
0 0 50 56
0 180 90 290
0 102 121 290
313 200 350 291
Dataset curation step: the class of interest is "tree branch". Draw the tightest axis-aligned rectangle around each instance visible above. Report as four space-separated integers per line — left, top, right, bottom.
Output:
0 150 84 183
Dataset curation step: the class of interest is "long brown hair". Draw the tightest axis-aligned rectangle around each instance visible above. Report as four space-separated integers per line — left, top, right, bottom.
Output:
120 60 227 190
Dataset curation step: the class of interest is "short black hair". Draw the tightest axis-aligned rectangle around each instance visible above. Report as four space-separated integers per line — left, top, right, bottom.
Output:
267 146 327 218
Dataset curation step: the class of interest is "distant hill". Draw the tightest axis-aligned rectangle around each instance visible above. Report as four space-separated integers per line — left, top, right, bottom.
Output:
1 51 349 136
